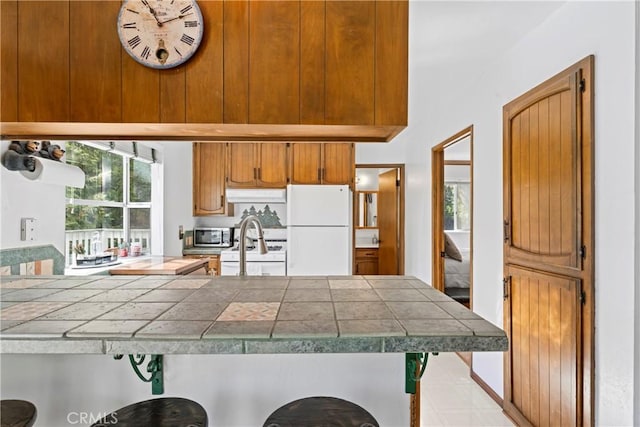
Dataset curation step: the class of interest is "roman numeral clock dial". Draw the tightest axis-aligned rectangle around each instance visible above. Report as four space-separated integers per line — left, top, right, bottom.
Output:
117 0 204 69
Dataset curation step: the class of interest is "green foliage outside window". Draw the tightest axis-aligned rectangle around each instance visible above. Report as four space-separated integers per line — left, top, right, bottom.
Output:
444 182 470 231
444 184 455 230
65 142 123 203
65 142 152 231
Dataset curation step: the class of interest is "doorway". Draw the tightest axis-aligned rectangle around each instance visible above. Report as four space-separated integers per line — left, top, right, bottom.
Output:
353 164 405 275
432 127 473 308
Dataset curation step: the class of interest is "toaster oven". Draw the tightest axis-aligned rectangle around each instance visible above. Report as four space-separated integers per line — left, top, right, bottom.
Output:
194 227 233 248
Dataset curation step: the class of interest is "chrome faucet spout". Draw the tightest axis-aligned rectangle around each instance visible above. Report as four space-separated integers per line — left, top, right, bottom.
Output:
238 215 268 276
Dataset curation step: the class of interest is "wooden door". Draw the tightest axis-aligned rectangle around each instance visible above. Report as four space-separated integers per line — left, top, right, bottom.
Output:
289 143 322 184
256 144 288 188
227 143 256 188
503 56 594 426
193 143 227 216
378 169 398 275
322 143 354 185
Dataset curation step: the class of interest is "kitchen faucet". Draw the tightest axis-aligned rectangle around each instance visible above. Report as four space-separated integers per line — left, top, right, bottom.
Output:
238 214 268 276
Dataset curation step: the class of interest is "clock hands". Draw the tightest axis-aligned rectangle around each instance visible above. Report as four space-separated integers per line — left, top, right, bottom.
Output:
140 0 162 26
158 12 193 25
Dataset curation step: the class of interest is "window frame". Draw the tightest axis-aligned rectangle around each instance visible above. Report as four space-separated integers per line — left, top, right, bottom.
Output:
65 142 154 263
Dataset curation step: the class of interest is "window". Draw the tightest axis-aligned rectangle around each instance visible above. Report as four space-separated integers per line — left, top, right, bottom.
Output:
444 182 470 231
65 142 153 265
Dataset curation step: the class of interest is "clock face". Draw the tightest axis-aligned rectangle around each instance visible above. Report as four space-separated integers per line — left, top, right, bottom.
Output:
117 0 204 69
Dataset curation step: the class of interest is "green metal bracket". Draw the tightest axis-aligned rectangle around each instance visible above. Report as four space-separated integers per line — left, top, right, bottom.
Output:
405 352 436 394
114 354 164 395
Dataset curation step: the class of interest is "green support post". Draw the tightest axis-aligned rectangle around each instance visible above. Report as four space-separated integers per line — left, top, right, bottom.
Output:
116 354 164 395
405 352 432 394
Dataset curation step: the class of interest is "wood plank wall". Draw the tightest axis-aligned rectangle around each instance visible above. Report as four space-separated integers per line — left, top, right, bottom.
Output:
0 0 407 127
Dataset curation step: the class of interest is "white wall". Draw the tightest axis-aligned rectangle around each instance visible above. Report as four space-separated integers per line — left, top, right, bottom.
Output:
1 353 408 426
634 2 640 424
0 140 66 254
361 1 638 424
355 168 379 191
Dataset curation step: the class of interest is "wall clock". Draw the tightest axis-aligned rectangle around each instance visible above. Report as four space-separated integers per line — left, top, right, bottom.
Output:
117 0 204 69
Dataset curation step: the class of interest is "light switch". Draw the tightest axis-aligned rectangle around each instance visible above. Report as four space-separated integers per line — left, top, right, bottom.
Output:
21 218 37 241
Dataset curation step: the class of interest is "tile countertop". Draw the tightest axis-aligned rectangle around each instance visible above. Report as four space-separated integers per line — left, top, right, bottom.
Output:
0 275 507 355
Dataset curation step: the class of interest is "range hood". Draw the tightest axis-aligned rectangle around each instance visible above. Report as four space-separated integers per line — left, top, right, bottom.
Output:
225 188 286 204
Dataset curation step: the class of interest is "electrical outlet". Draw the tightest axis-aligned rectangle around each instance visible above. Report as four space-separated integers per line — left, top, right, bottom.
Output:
178 225 184 240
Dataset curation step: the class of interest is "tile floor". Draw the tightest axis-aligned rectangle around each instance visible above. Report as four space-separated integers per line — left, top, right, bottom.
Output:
421 352 514 426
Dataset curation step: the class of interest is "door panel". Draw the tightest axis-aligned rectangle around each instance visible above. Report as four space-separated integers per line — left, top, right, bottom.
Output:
505 76 580 271
257 144 288 188
378 169 398 275
505 266 580 427
193 143 226 215
289 143 322 184
322 143 353 185
227 143 257 188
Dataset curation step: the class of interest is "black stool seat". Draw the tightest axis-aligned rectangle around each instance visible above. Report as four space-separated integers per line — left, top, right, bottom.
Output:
263 396 379 427
1 400 37 427
90 397 207 427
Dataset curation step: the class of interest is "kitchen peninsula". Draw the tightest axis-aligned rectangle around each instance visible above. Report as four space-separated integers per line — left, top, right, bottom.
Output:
0 274 506 425
0 275 506 355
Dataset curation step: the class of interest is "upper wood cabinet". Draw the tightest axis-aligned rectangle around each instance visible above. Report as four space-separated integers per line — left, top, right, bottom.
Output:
193 142 231 216
289 143 353 186
226 143 288 188
1 0 407 134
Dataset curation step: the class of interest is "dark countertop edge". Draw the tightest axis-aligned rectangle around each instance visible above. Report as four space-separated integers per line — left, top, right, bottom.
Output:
0 336 508 355
182 248 224 255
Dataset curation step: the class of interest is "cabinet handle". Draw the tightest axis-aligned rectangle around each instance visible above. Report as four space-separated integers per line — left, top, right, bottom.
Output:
221 194 224 205
253 168 257 180
355 264 359 274
322 168 325 181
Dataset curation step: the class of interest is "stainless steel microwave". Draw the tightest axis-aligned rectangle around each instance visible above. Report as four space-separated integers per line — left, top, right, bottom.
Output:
194 227 233 248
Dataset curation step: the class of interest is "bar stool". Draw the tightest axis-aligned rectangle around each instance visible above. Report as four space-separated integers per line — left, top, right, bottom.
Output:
0 400 37 427
90 397 207 427
263 396 379 427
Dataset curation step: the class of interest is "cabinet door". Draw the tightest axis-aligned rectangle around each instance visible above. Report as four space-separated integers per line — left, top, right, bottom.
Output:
193 143 227 216
289 143 322 184
227 143 257 188
355 248 378 275
257 143 288 187
210 255 220 276
183 254 220 276
322 143 354 185
355 259 378 275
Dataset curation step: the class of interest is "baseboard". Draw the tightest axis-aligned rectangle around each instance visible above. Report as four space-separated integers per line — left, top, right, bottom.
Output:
470 369 502 407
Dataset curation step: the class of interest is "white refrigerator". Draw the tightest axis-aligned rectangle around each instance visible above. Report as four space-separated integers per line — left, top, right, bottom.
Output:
286 184 352 275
